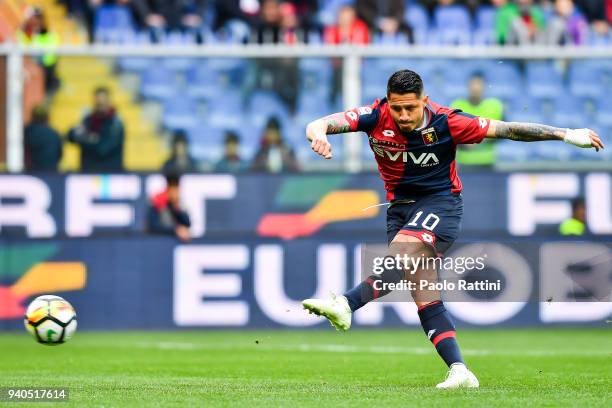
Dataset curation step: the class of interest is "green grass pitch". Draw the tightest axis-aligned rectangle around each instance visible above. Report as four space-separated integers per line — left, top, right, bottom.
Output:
0 328 610 407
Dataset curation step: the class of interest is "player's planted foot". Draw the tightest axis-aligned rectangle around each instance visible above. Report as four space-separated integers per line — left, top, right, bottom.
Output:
436 363 479 389
302 294 352 331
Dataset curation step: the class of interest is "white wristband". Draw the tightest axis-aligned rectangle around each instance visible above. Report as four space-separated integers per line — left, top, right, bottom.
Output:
564 128 592 148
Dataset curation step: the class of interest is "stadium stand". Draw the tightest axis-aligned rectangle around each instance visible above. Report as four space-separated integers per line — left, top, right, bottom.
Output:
2 0 611 170
51 57 167 170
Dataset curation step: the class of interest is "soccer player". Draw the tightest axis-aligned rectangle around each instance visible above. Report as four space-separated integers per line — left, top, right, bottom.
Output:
301 69 604 389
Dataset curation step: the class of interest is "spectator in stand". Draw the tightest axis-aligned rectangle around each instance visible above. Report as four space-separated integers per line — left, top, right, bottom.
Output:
451 73 503 166
67 86 124 173
251 1 300 111
495 0 546 44
559 198 586 235
279 2 300 43
251 117 299 173
24 105 63 172
214 131 248 172
130 0 207 42
325 5 370 106
253 0 284 43
162 130 198 173
80 0 133 42
543 0 589 45
17 7 60 95
324 4 370 44
289 0 320 38
356 0 414 43
212 0 256 42
574 0 610 39
147 173 191 241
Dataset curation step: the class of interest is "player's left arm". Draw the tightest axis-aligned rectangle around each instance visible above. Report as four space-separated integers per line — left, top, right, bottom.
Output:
486 120 605 151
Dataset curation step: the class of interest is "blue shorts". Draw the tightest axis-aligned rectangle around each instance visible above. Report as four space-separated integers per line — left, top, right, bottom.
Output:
386 193 463 254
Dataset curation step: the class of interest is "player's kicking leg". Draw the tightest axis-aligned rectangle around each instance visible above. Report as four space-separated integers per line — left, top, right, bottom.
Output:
302 195 478 388
395 235 478 389
302 293 352 331
303 235 478 388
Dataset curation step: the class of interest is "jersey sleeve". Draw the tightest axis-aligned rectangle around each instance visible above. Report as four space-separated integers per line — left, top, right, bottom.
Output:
447 110 490 144
344 101 380 133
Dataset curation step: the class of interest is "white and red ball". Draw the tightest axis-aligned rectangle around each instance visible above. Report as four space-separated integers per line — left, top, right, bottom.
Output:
24 295 77 345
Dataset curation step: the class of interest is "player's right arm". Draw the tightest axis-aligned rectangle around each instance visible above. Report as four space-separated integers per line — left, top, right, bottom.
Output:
307 104 378 160
306 112 353 160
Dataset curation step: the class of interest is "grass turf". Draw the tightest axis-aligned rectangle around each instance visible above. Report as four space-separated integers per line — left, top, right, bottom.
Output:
0 329 610 407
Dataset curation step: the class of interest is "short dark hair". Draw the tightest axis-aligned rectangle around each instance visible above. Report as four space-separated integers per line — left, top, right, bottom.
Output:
31 104 48 124
470 71 485 81
165 173 180 187
172 129 189 146
265 116 281 131
224 131 240 144
94 86 110 97
572 197 585 212
387 70 423 96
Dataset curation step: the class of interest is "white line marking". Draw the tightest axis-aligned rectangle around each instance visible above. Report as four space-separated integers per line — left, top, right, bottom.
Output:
131 342 611 357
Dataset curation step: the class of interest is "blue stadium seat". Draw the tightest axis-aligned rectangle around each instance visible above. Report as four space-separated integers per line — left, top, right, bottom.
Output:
404 3 430 44
484 63 522 99
361 59 388 101
140 65 178 100
206 58 248 84
299 58 333 92
472 6 496 45
587 28 612 46
569 62 604 98
163 57 197 73
378 57 419 72
94 5 135 43
504 97 546 122
296 93 332 128
187 124 225 162
206 91 245 130
475 6 496 30
162 96 199 131
160 31 197 45
496 140 531 163
551 98 588 129
372 32 411 45
317 0 353 26
185 63 230 99
434 5 472 45
525 62 563 98
595 96 612 127
117 57 155 73
248 91 291 129
531 141 577 162
441 64 474 100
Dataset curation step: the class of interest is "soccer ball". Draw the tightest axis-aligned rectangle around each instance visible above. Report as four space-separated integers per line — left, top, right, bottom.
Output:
24 295 77 345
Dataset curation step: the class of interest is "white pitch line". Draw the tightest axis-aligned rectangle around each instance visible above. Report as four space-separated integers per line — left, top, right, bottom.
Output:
132 341 611 357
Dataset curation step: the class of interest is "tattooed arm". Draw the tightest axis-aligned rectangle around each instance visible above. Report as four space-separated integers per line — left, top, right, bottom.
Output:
306 112 353 159
486 120 605 151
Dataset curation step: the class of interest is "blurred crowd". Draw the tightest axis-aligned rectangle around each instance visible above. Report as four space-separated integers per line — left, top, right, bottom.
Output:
43 0 612 46
24 89 300 174
12 0 611 177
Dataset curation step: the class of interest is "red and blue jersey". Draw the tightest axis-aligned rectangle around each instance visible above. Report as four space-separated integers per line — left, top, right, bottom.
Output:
345 98 490 201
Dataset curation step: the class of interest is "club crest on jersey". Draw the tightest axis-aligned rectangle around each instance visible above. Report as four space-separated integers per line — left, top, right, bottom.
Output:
421 127 438 145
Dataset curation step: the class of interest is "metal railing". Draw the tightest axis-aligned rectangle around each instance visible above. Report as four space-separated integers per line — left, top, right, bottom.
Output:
2 44 612 172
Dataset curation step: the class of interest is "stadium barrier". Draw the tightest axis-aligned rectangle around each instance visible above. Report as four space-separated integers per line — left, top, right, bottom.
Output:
1 236 610 330
0 172 610 330
0 172 610 238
